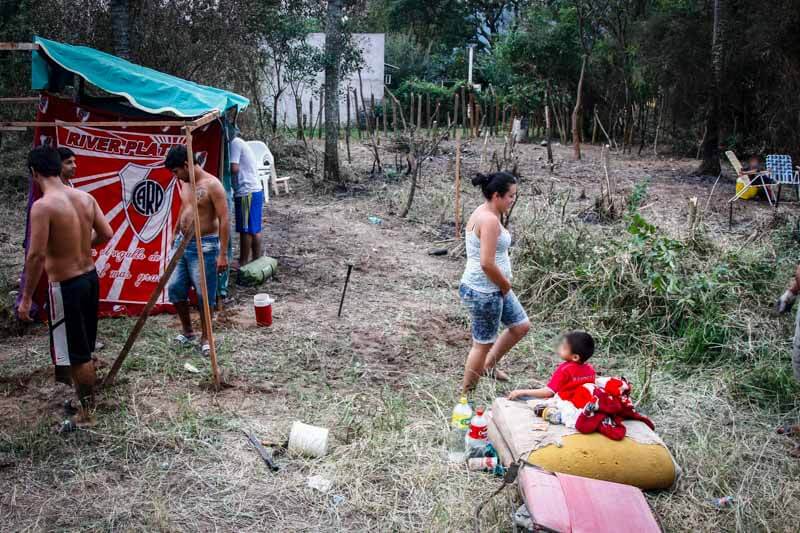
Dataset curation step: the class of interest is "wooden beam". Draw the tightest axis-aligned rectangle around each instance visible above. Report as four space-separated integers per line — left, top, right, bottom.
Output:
183 127 221 391
188 110 219 131
102 233 192 386
0 120 189 128
0 97 39 104
0 127 27 132
0 43 40 51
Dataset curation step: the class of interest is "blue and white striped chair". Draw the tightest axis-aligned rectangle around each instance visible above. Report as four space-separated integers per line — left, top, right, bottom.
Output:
767 154 800 206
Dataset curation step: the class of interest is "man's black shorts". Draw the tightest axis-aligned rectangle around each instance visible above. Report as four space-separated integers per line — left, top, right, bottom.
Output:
47 269 99 382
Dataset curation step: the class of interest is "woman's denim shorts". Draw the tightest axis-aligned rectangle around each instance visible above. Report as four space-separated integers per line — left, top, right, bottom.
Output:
459 284 529 344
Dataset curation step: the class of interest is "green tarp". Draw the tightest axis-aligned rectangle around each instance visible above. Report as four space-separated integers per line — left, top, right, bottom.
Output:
31 36 249 118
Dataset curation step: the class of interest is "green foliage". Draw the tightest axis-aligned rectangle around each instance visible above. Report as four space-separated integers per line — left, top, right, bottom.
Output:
515 182 798 406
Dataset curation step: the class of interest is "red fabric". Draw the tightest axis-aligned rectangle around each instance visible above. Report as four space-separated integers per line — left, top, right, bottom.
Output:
547 361 596 404
575 377 655 440
24 95 224 318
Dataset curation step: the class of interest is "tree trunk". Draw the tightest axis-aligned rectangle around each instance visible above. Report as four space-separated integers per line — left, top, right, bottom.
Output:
572 55 587 160
110 0 131 60
323 0 344 183
695 0 723 176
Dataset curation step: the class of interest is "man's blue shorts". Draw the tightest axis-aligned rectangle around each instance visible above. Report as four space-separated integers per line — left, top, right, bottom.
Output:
168 235 219 309
234 190 264 234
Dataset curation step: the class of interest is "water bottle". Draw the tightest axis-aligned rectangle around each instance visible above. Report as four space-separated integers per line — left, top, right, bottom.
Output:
447 397 473 463
451 397 473 431
465 406 489 457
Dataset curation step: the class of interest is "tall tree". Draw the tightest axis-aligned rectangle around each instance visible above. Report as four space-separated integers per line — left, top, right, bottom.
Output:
324 0 345 183
695 0 723 176
110 0 130 59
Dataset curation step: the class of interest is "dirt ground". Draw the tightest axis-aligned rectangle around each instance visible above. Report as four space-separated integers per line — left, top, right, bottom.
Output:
0 138 798 531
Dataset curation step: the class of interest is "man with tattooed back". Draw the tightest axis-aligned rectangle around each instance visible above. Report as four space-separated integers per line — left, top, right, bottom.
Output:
164 145 229 357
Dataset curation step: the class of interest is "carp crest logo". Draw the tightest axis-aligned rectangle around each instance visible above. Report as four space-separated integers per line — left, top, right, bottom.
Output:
120 163 176 243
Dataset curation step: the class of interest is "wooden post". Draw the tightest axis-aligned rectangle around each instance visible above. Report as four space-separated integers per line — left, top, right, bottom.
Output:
354 89 362 139
495 99 500 137
469 93 476 138
382 92 388 138
309 98 314 139
184 128 221 390
417 94 422 134
370 92 376 133
345 89 352 163
317 93 324 140
461 86 467 136
454 92 460 130
409 92 415 128
426 93 431 130
455 129 462 240
392 97 397 134
103 233 191 386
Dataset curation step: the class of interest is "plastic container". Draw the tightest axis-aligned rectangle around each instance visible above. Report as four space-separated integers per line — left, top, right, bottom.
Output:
254 293 274 327
288 421 329 457
451 397 473 431
465 406 489 456
468 456 498 471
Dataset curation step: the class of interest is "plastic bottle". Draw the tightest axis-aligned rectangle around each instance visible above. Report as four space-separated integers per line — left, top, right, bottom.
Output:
465 406 489 457
451 397 473 431
447 397 473 463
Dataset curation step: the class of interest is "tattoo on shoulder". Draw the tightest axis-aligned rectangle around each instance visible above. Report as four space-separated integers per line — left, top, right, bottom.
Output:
196 188 208 199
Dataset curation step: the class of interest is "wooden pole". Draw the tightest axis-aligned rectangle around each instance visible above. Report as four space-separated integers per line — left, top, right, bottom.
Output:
382 92 388 138
409 92 415 128
345 89 352 163
455 129 462 240
454 92 460 130
103 233 192 386
370 92 376 133
461 86 467 136
0 97 39 104
354 89 362 139
392 97 397 134
309 98 314 139
417 94 422 134
183 128 221 390
426 93 431 129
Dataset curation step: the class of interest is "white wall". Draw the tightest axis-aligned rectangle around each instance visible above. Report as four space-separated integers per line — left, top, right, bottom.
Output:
270 33 385 127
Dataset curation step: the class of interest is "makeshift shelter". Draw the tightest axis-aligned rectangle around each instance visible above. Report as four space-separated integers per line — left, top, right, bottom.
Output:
1 37 249 389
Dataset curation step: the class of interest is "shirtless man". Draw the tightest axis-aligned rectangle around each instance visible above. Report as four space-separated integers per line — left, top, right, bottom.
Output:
57 147 77 185
18 146 113 424
164 145 229 356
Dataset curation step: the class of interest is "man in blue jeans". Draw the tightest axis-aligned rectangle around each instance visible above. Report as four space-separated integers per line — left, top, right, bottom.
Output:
164 146 229 356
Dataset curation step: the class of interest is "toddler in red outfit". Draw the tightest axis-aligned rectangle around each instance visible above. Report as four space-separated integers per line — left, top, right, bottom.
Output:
508 331 596 402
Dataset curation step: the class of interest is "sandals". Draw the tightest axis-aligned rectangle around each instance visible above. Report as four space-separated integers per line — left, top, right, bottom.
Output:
777 422 800 436
175 333 198 347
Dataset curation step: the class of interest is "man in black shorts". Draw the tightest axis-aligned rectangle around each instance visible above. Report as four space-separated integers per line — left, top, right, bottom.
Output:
18 146 113 425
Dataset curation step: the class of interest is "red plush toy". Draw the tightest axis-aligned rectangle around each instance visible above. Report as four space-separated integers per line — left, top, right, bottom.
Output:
575 377 655 440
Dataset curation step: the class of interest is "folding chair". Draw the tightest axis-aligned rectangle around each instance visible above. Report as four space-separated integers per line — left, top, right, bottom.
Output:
725 150 774 228
726 151 774 203
246 140 276 203
767 154 800 207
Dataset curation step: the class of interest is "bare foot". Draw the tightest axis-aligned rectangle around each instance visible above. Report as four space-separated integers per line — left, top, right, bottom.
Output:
791 444 800 459
484 367 510 382
777 423 800 436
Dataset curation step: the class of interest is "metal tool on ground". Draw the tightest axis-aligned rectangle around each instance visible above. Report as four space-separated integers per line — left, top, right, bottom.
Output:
243 429 279 472
337 263 354 318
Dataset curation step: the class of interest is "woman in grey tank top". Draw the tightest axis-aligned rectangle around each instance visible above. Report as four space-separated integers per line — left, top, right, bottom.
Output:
459 172 530 394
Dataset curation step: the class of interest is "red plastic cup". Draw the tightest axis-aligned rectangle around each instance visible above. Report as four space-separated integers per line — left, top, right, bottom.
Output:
254 294 273 327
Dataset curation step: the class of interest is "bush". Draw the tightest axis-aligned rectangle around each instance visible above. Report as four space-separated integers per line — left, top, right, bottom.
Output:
513 179 799 408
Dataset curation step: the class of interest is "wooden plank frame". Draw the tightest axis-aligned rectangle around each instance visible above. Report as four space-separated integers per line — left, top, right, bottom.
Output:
0 40 227 390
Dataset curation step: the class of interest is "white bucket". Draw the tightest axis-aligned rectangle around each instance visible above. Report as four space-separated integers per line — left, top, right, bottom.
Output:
288 421 329 458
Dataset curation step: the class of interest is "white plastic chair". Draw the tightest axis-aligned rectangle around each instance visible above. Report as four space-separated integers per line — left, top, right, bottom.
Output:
246 140 276 204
